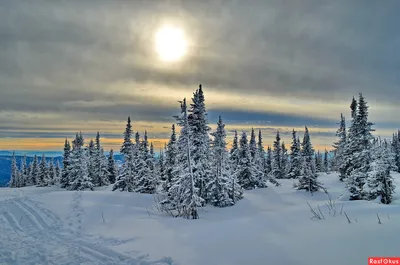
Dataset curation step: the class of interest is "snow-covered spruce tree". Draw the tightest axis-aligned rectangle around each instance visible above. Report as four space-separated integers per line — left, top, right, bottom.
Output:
37 154 48 186
209 116 240 207
187 84 212 203
92 132 109 187
87 139 96 186
68 132 94 191
237 131 257 190
265 146 272 175
162 124 178 193
29 154 39 186
18 154 27 187
296 156 322 194
363 142 395 204
315 151 323 173
271 131 284 179
296 126 323 193
121 116 133 156
288 129 302 179
107 149 117 184
157 147 166 191
48 158 56 185
391 132 400 173
255 129 268 188
324 149 329 173
9 152 18 188
345 94 375 200
167 98 203 219
60 139 71 189
55 160 61 186
113 125 137 192
249 128 257 161
229 130 240 175
332 113 347 179
281 142 289 177
339 98 357 183
134 131 156 194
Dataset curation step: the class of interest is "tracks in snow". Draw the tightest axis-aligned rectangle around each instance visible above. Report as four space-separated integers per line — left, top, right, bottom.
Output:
0 196 173 265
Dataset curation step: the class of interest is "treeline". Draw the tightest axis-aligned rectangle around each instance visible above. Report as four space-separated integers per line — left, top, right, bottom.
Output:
8 154 62 188
8 85 397 219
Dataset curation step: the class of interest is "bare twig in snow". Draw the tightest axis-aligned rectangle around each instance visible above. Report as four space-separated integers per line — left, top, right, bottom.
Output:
307 201 325 220
19 216 23 225
344 212 351 224
340 204 344 215
377 213 382 224
387 214 390 219
146 208 151 217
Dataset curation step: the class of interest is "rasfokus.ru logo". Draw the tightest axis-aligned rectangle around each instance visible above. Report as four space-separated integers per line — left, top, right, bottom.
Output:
369 257 400 265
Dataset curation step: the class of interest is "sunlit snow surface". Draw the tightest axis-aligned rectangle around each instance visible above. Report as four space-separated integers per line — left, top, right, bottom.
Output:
1 172 399 265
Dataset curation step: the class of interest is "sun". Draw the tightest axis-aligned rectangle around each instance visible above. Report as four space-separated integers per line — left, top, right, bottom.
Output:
155 25 187 62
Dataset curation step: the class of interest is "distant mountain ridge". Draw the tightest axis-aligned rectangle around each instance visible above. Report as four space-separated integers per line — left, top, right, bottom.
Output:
0 153 124 187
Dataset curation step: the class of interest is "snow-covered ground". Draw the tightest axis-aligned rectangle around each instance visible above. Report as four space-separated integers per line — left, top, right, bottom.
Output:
1 172 400 265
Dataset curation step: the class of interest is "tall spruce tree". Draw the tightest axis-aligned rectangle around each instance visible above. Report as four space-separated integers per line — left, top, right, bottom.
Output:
187 84 212 203
30 155 39 186
168 98 203 219
135 131 156 193
345 94 375 200
229 130 240 176
255 129 268 188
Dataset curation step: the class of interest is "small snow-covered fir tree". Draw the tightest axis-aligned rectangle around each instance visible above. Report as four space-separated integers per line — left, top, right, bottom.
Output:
48 158 56 185
265 146 272 175
296 157 322 195
9 152 18 188
229 130 240 174
364 143 395 204
237 131 256 190
332 113 347 177
210 116 240 207
55 160 61 186
120 116 133 156
296 126 323 193
163 124 178 193
87 139 96 186
254 129 268 188
323 149 329 173
30 154 39 186
315 151 323 173
37 154 49 187
288 129 302 179
68 132 94 191
271 131 284 179
135 131 156 194
107 149 117 184
18 154 27 187
281 142 289 177
60 139 71 189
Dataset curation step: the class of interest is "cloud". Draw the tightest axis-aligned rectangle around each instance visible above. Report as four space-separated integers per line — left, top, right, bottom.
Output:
0 0 399 149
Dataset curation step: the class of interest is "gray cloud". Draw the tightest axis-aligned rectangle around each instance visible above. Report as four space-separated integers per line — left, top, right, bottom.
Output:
0 0 399 141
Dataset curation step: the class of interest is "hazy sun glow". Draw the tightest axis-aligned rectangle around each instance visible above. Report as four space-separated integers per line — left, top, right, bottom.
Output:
155 25 187 62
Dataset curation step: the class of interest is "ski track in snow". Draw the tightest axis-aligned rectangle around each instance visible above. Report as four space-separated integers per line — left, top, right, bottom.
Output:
0 196 174 265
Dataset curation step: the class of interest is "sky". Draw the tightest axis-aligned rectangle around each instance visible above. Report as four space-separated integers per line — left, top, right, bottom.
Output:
1 0 399 153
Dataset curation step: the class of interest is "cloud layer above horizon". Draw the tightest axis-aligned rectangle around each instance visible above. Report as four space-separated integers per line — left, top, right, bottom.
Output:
1 0 399 151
